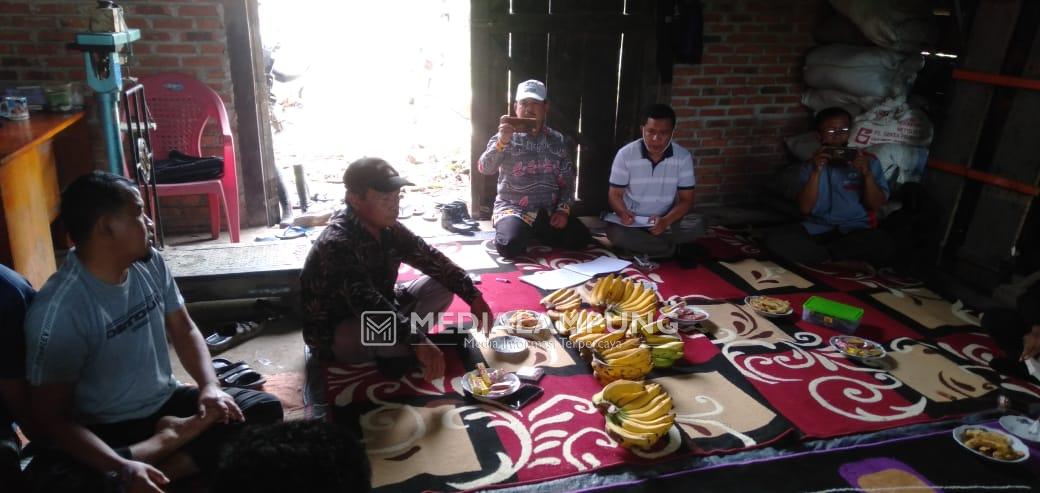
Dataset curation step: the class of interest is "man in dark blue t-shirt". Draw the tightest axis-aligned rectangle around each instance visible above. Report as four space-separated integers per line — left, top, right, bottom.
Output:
766 107 895 266
0 264 34 488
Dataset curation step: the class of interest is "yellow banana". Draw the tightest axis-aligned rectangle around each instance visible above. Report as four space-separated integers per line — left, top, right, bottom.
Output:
621 281 635 305
601 379 644 402
620 389 655 411
606 347 652 367
605 418 656 449
620 414 674 436
615 390 647 407
600 338 642 358
626 394 673 422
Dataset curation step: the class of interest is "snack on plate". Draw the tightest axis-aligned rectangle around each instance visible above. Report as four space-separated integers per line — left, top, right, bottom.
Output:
508 310 541 329
747 296 791 315
834 336 884 358
963 428 1025 461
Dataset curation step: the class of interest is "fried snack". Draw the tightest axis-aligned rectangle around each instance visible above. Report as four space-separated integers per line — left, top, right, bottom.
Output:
748 296 791 315
963 428 1024 460
841 337 883 358
507 311 541 329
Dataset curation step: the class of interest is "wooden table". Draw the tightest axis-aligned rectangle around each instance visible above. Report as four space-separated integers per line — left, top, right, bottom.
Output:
0 112 87 287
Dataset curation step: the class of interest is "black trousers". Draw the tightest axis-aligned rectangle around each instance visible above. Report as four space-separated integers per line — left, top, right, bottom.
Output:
765 224 896 266
494 210 592 258
26 386 282 492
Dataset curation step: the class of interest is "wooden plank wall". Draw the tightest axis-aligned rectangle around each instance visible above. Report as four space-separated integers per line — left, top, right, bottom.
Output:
470 0 657 218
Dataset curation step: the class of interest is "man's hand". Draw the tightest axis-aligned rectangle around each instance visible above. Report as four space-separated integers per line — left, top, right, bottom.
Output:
469 295 495 337
648 216 668 236
1021 325 1040 361
550 210 568 229
619 211 635 225
812 149 829 171
123 460 169 493
198 383 244 424
414 340 445 383
497 115 515 146
851 151 871 176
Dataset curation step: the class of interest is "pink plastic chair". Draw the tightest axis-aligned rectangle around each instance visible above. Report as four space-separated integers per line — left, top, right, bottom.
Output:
140 73 240 243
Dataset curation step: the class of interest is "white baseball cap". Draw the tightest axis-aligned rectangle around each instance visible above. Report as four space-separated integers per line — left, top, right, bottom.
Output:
515 79 547 102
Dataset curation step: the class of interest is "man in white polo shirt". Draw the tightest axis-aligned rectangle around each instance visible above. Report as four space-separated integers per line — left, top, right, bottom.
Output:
606 104 704 260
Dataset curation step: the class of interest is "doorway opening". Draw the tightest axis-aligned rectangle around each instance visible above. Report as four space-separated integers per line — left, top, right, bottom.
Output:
258 0 473 216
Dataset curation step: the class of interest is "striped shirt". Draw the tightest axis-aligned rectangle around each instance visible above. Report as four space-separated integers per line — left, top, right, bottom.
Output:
477 127 575 225
609 140 695 217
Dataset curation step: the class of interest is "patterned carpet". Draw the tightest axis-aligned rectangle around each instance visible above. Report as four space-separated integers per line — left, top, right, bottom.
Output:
323 226 1040 491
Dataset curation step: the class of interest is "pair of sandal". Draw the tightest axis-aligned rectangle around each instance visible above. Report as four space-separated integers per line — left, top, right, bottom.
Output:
213 358 267 390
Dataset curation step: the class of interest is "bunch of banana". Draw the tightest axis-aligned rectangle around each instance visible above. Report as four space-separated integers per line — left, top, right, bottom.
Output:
646 339 684 368
554 309 602 336
571 328 627 353
591 380 675 449
589 275 658 326
540 287 582 312
590 344 652 385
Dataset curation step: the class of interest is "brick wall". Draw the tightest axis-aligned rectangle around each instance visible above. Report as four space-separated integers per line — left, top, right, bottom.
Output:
0 0 236 234
670 0 825 206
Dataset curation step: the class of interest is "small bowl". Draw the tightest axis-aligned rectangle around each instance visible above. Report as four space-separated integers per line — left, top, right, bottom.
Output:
489 335 528 355
495 309 554 340
662 304 710 329
953 425 1029 463
830 335 886 362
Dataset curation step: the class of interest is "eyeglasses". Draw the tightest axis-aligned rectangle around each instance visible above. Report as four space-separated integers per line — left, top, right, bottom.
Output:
824 128 850 135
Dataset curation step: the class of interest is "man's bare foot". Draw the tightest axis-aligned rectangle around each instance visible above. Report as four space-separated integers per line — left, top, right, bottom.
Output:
130 413 221 465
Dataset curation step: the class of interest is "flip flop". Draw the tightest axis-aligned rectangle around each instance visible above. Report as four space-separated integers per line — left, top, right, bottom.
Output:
276 226 307 240
220 365 267 390
213 359 247 377
205 321 264 354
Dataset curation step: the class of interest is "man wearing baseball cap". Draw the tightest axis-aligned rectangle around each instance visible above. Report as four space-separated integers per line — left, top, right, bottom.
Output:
477 79 592 258
300 157 494 383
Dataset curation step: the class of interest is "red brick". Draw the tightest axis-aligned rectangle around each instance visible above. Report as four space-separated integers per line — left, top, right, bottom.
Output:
17 44 59 55
139 56 181 68
58 18 89 29
153 18 194 30
699 109 726 117
182 56 224 67
179 5 220 17
0 30 30 41
143 31 174 42
131 5 173 16
703 66 731 75
196 19 223 30
46 56 82 68
0 3 30 14
157 44 197 54
35 3 80 15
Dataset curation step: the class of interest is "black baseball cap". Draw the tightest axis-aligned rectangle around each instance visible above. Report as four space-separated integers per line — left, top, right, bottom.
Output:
343 157 414 193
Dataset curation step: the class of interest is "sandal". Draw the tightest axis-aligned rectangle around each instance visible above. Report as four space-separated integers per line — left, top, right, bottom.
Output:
276 226 307 240
205 321 264 354
213 359 248 377
219 365 267 390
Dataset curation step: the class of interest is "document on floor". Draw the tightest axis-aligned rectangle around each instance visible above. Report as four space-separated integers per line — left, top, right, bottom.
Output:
518 256 631 290
602 212 656 228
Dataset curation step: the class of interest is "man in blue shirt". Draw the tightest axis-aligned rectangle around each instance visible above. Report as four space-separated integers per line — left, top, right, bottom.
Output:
767 107 895 265
0 264 34 490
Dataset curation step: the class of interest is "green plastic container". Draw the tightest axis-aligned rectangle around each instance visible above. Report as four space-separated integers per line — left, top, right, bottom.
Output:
802 296 864 333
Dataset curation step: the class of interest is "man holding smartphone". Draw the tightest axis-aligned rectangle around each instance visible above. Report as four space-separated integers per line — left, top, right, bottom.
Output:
766 107 894 266
477 79 592 258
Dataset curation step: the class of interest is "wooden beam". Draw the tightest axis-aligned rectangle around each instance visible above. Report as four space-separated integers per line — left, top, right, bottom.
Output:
953 68 1040 91
928 159 1039 196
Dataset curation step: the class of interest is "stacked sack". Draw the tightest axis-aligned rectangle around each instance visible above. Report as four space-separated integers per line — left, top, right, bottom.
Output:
789 0 935 193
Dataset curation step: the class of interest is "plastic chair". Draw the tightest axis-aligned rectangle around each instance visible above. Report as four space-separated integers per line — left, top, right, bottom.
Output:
139 73 240 243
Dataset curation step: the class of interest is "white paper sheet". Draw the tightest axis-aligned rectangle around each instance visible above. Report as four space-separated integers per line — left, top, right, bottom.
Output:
561 256 631 277
518 269 591 290
602 212 656 228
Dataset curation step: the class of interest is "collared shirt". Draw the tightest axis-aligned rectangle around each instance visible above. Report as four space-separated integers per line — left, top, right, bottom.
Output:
300 208 481 360
608 139 695 217
1 265 33 432
477 127 575 226
798 158 890 235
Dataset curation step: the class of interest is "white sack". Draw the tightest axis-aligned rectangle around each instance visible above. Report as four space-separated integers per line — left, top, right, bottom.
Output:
830 0 938 53
803 44 924 99
848 98 933 147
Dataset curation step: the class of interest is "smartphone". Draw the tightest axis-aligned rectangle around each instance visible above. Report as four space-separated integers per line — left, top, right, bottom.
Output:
501 116 538 132
505 384 544 410
822 146 857 162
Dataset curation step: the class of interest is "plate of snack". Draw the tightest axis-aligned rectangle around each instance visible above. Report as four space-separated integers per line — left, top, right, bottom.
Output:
461 364 521 399
830 335 886 361
745 295 793 317
661 302 710 328
953 425 1029 463
495 310 553 339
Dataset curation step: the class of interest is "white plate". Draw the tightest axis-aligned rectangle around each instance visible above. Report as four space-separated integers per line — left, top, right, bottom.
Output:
830 335 887 361
952 425 1030 463
999 415 1040 443
460 368 521 399
744 296 794 317
494 310 554 339
489 335 528 355
661 304 710 325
